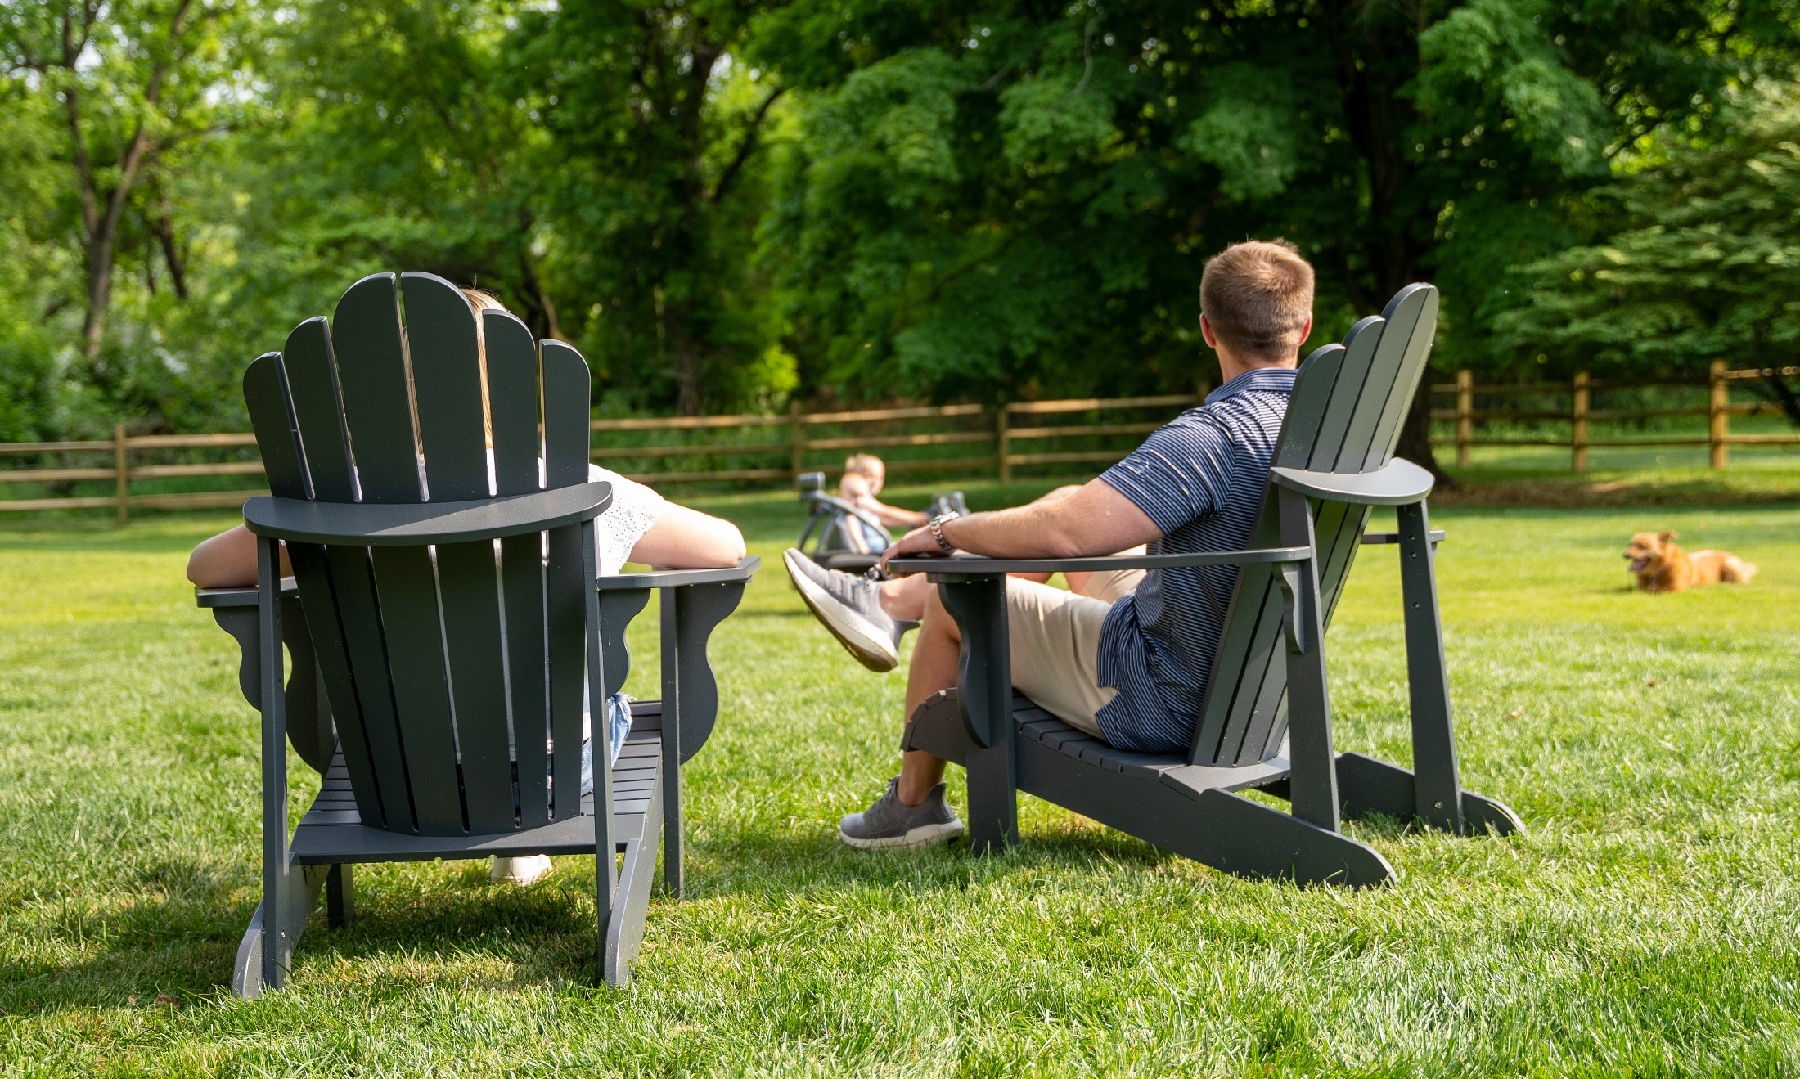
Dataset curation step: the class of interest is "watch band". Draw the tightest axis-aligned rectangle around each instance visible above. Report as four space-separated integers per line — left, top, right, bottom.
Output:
928 512 957 553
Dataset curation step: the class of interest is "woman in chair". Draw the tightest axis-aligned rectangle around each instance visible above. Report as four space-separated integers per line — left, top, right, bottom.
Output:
187 289 746 885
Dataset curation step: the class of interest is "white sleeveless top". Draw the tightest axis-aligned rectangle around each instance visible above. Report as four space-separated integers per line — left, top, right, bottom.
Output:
587 464 665 574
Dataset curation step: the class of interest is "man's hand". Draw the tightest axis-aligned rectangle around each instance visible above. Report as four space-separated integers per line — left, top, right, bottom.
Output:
882 479 1161 573
881 524 948 572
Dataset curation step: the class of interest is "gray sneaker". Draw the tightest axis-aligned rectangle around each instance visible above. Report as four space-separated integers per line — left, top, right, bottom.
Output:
838 777 964 850
784 548 903 672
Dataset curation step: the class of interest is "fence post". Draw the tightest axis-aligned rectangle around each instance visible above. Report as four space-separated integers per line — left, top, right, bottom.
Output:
114 423 130 524
1455 369 1473 469
996 406 1011 484
1709 360 1729 470
789 399 805 480
1571 371 1590 472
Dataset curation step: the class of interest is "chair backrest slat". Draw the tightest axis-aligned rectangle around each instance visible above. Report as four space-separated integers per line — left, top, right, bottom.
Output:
292 544 408 829
435 540 518 833
502 533 552 829
485 309 554 827
243 354 308 500
541 342 594 821
246 272 601 837
402 273 490 502
1308 318 1382 471
1362 285 1439 470
367 545 467 832
331 274 420 503
1188 285 1439 767
485 310 543 497
281 318 354 502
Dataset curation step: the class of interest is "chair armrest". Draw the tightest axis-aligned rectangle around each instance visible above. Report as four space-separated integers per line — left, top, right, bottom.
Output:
1361 529 1445 545
243 481 612 546
1269 457 1433 507
594 556 760 591
592 557 758 766
196 578 296 609
887 547 1310 577
195 581 334 773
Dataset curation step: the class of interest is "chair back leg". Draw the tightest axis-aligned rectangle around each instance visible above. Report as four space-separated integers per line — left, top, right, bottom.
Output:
1396 500 1465 833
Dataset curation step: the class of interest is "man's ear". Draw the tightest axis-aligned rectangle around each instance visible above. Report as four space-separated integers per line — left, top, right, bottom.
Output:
1199 313 1218 349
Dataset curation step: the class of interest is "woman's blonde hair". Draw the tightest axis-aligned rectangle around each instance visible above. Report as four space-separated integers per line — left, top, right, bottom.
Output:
462 287 505 313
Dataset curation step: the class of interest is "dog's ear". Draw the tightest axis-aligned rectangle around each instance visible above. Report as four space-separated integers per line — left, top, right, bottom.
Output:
1659 530 1677 543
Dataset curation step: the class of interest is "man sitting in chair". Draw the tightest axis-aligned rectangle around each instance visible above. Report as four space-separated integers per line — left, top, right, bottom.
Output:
784 239 1314 849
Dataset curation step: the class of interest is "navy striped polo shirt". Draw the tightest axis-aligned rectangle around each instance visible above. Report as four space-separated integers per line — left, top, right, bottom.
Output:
1094 366 1296 753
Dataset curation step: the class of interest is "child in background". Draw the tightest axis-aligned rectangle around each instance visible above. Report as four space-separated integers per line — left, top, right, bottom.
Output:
834 454 926 554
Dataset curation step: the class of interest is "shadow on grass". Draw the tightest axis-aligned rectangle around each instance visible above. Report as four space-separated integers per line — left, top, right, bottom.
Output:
0 820 1187 1014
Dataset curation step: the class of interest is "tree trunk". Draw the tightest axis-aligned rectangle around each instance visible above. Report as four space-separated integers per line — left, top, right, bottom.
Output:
152 211 189 300
81 241 114 362
671 306 704 416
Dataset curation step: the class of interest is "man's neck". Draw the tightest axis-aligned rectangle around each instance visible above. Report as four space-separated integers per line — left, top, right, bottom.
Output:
1217 355 1299 385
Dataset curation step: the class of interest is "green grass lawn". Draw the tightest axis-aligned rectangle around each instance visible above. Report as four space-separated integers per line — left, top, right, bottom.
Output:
4 482 1800 1076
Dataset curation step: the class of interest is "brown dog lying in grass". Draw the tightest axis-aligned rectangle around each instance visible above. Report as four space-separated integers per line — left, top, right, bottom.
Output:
1625 531 1758 593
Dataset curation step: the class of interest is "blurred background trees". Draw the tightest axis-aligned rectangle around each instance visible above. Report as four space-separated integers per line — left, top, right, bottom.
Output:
2 0 1797 467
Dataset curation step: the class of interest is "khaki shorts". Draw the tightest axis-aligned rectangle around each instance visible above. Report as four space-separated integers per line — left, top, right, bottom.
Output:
1007 555 1146 739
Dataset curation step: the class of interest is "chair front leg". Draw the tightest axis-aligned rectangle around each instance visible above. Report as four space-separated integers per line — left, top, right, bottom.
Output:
257 536 293 993
936 575 1017 853
582 523 619 971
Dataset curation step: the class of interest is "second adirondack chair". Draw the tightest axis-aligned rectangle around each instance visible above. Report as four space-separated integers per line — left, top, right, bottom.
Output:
198 271 758 996
891 284 1520 886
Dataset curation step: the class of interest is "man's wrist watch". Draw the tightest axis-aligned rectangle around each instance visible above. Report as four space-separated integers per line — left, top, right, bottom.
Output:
927 512 958 554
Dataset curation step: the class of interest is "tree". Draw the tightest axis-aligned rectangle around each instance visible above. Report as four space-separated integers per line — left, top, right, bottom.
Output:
510 0 793 414
753 0 1796 472
0 0 245 363
1499 80 1800 422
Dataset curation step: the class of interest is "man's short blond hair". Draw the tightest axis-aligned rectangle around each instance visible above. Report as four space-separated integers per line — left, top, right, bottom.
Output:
843 453 884 477
1200 240 1315 362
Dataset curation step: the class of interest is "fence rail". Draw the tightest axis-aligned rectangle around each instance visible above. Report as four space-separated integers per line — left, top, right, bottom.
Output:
1432 363 1800 470
3 365 1796 519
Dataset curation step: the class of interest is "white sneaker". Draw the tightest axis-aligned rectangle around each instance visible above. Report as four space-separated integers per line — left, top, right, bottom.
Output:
490 854 553 885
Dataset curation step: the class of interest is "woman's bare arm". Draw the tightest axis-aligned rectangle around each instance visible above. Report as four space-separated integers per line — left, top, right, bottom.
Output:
187 525 292 588
190 500 746 588
627 502 747 569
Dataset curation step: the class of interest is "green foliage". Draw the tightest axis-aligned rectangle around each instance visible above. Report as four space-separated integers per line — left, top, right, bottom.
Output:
756 0 1790 406
1500 81 1800 378
2 0 1799 439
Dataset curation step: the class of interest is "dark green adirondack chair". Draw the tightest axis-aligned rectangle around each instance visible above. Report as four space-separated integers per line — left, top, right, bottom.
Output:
196 272 758 995
891 283 1520 886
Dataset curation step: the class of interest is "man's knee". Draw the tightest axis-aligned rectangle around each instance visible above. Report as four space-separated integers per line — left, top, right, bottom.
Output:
919 585 961 643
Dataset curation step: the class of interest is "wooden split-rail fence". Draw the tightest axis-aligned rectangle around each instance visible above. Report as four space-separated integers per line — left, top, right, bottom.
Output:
1432 362 1800 470
3 365 1795 520
0 393 1205 521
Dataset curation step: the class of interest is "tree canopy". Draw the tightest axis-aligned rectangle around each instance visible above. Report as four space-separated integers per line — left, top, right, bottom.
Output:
2 0 1797 465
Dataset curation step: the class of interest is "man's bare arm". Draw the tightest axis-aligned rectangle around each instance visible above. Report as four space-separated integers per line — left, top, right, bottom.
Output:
882 478 1160 567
